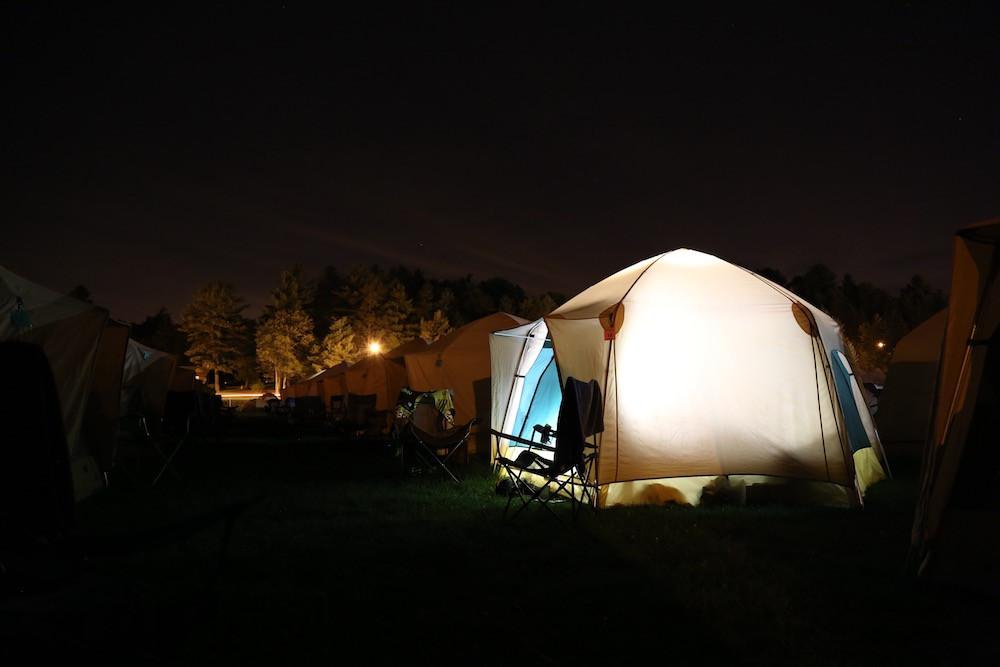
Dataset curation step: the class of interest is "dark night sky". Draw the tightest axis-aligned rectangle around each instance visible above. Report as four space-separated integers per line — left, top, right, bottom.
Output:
4 3 999 321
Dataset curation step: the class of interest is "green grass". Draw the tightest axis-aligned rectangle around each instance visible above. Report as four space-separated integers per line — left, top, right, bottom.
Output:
2 415 997 665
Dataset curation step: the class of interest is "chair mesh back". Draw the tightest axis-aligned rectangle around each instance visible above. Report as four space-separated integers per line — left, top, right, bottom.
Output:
412 401 442 433
553 377 604 472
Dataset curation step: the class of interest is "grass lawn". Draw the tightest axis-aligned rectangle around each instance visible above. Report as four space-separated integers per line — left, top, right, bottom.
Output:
2 413 997 665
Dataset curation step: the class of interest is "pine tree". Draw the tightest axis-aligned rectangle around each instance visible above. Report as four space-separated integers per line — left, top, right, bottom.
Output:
414 281 436 320
317 316 360 367
518 293 558 320
339 268 417 351
419 309 452 343
382 281 415 349
179 282 249 392
263 265 315 320
256 308 317 391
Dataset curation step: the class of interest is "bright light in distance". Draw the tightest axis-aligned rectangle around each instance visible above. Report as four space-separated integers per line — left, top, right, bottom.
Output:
368 340 382 355
876 341 886 349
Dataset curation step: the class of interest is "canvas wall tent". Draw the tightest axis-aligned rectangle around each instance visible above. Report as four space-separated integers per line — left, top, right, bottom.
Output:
876 310 947 456
385 338 427 362
344 353 408 410
0 266 129 500
284 363 348 405
912 219 1000 582
491 249 888 507
121 338 177 419
406 312 528 455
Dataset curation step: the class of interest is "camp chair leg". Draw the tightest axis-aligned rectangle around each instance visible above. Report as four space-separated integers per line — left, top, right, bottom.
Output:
152 436 185 486
500 467 534 518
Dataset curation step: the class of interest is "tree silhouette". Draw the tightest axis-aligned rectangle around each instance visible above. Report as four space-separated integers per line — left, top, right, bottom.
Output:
179 282 249 392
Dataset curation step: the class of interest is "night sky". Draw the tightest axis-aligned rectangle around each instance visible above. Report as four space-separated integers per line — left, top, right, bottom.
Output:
5 3 998 321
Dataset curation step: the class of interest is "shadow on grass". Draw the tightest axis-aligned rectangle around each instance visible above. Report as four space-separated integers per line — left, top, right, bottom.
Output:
2 422 997 665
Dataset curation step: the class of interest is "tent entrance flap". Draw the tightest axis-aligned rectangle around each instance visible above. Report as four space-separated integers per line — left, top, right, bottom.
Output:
831 350 872 454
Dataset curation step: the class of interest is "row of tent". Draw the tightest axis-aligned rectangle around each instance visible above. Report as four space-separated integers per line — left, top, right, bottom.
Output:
291 249 890 507
1 265 189 501
284 312 528 454
6 216 995 580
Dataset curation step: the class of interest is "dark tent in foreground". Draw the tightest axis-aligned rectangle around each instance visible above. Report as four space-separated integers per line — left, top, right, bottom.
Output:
0 266 128 500
912 218 1000 584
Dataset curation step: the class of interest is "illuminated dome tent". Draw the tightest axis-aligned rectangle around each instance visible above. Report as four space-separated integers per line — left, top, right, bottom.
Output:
491 249 888 507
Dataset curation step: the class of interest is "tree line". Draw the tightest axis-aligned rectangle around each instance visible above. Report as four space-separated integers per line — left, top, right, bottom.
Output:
132 265 566 392
129 262 946 392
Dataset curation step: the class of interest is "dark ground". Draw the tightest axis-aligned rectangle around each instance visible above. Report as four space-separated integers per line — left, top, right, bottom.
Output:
2 414 997 665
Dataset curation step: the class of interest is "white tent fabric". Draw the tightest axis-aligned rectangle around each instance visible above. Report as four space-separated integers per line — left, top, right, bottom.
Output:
491 249 887 507
0 266 123 500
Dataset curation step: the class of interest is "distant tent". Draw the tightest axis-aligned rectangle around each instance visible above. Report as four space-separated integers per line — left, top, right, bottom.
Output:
345 353 409 410
0 266 129 500
405 312 528 454
491 249 888 507
876 309 947 456
912 219 1000 582
121 339 177 419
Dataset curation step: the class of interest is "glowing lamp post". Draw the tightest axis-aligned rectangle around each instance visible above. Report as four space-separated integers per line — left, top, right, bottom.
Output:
876 341 886 350
368 340 383 355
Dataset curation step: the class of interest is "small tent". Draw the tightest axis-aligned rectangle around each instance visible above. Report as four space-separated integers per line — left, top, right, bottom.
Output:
876 310 947 456
121 338 177 419
406 312 527 454
491 249 888 507
0 266 129 500
344 353 409 410
911 219 1000 582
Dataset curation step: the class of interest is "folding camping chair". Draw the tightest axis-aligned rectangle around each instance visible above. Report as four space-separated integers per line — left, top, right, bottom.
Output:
115 390 192 487
493 377 603 521
401 401 478 482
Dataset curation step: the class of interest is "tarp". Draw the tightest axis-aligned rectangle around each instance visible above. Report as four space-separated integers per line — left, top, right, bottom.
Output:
491 249 888 507
121 338 177 420
876 310 947 451
0 266 128 500
912 218 1000 581
406 312 527 454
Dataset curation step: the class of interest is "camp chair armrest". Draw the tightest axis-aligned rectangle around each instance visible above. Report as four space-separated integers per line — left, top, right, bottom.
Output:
490 429 557 453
